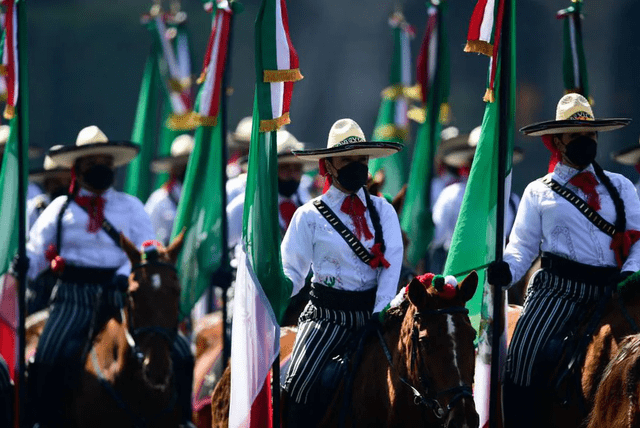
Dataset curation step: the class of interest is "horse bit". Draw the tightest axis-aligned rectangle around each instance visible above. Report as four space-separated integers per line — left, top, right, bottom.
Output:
376 306 474 420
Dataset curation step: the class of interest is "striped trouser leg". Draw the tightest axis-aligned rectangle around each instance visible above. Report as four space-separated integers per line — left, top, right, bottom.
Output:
284 303 369 404
504 270 607 387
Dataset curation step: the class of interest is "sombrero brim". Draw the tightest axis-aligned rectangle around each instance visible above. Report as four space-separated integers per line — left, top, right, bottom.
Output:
611 146 640 166
228 132 251 149
443 148 475 168
28 167 71 184
48 141 140 168
513 146 524 165
238 153 316 172
0 145 42 159
520 118 631 136
150 154 190 174
291 141 403 161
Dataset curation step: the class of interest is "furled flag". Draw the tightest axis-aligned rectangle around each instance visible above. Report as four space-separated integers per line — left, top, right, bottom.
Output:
228 0 301 425
124 36 161 202
446 0 515 426
0 0 28 382
171 0 236 319
2 0 18 119
557 0 589 98
400 0 450 269
368 10 417 197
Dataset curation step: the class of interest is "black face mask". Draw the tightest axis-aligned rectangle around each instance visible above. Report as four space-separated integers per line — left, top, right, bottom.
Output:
565 135 597 167
278 178 300 197
335 161 369 192
82 164 114 191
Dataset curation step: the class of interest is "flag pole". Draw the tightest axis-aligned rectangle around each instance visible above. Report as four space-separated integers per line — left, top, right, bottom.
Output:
489 0 512 426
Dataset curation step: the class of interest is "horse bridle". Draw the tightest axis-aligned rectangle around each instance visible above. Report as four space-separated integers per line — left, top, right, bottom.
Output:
376 306 474 420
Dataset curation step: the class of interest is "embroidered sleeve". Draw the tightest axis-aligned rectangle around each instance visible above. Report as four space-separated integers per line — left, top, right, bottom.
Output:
281 207 314 298
26 199 62 280
374 200 404 312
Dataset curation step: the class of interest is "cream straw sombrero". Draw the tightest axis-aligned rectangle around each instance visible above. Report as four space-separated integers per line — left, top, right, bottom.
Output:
239 129 315 171
29 146 72 183
48 126 139 168
520 93 630 137
611 142 640 166
292 118 402 161
151 134 195 173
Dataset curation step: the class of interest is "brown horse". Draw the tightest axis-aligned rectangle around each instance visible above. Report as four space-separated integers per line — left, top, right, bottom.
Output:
25 232 186 427
314 272 479 428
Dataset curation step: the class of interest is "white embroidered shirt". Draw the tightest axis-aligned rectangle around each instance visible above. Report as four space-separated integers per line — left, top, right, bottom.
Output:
144 182 182 246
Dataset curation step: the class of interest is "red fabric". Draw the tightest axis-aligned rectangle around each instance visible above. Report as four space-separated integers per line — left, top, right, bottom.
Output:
610 230 640 268
68 165 78 195
542 135 562 173
0 274 17 380
341 195 374 241
457 166 471 178
163 176 178 194
249 373 273 428
416 272 435 286
467 0 490 41
417 9 438 104
74 195 106 233
279 200 297 231
319 159 332 194
634 164 640 175
369 243 390 269
569 171 601 211
0 321 15 381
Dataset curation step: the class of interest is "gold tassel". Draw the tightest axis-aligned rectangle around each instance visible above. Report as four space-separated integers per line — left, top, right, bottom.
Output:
4 104 15 120
198 115 218 127
168 77 192 93
482 88 495 103
263 69 303 83
373 124 408 141
407 106 426 124
382 84 422 101
403 84 422 102
381 85 402 100
0 65 7 77
166 110 200 130
464 40 493 57
439 103 451 124
196 67 208 85
259 112 290 132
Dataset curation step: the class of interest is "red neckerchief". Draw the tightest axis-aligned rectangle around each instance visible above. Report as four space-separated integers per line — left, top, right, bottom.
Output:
340 194 373 241
569 171 601 211
279 200 298 231
74 194 105 233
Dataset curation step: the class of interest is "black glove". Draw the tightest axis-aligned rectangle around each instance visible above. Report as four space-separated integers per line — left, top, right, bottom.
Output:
487 260 512 288
112 274 130 293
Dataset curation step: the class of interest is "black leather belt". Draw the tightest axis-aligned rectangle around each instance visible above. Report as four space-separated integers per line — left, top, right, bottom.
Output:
58 265 118 285
310 283 376 312
540 252 619 285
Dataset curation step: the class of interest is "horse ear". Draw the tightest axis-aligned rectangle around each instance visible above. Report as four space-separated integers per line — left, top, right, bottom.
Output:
407 277 428 308
457 270 478 303
120 233 141 266
165 227 186 265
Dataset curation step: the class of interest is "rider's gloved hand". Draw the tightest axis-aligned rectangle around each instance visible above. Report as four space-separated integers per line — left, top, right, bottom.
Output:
487 260 512 288
112 274 130 293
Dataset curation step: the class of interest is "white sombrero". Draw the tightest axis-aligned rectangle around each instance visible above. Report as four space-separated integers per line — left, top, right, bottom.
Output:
151 134 195 173
292 118 402 161
520 93 630 137
29 145 72 183
440 126 479 168
228 116 287 150
239 130 315 171
48 125 139 168
0 124 43 158
611 142 640 166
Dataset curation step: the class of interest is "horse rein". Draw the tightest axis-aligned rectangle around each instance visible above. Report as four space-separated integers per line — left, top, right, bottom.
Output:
376 306 474 420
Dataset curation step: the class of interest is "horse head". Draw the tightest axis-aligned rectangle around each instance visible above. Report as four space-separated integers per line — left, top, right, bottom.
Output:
402 271 479 428
120 231 185 392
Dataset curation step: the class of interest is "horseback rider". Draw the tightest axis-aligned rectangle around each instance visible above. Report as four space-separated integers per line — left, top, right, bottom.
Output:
487 94 640 428
611 142 640 197
280 118 404 426
26 125 195 428
145 133 194 246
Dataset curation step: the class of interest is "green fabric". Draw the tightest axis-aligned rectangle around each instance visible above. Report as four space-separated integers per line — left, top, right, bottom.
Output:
171 100 225 319
400 0 450 268
242 92 292 324
444 0 515 332
560 0 589 97
124 48 160 201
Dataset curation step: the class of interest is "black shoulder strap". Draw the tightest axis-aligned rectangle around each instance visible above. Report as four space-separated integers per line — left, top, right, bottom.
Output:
542 176 616 237
313 199 373 265
56 196 73 253
72 198 122 247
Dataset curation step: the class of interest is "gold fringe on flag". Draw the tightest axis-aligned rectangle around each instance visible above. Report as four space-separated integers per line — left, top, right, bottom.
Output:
483 88 495 103
407 106 426 124
464 40 493 57
382 84 422 101
4 104 15 120
0 65 7 77
259 112 290 132
439 102 451 124
196 67 208 85
373 124 408 141
263 69 303 83
167 110 201 130
168 77 192 93
198 114 219 127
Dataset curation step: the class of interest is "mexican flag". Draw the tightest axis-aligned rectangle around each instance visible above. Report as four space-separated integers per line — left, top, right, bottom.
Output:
171 0 235 319
400 0 450 269
368 11 415 197
228 0 301 425
0 0 28 382
446 0 515 426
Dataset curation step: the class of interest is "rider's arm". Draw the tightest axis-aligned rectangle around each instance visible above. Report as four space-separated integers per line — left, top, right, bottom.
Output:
117 196 156 277
281 205 313 298
26 198 65 281
374 199 404 313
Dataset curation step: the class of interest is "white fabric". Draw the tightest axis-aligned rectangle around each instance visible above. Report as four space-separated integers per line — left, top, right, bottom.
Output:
635 179 640 198
27 187 155 280
229 249 279 428
504 163 640 284
281 186 404 313
26 193 50 232
27 182 42 202
432 179 519 251
144 183 182 245
430 171 458 209
226 173 247 203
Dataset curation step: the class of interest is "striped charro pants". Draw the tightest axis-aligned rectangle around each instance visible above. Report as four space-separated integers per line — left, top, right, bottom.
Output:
504 269 612 387
283 301 371 404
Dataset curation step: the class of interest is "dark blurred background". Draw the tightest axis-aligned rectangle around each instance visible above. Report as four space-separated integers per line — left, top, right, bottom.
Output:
25 0 640 195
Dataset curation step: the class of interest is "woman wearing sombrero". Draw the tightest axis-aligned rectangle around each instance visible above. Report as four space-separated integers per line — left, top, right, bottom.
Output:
280 118 404 426
26 126 194 428
486 93 640 428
